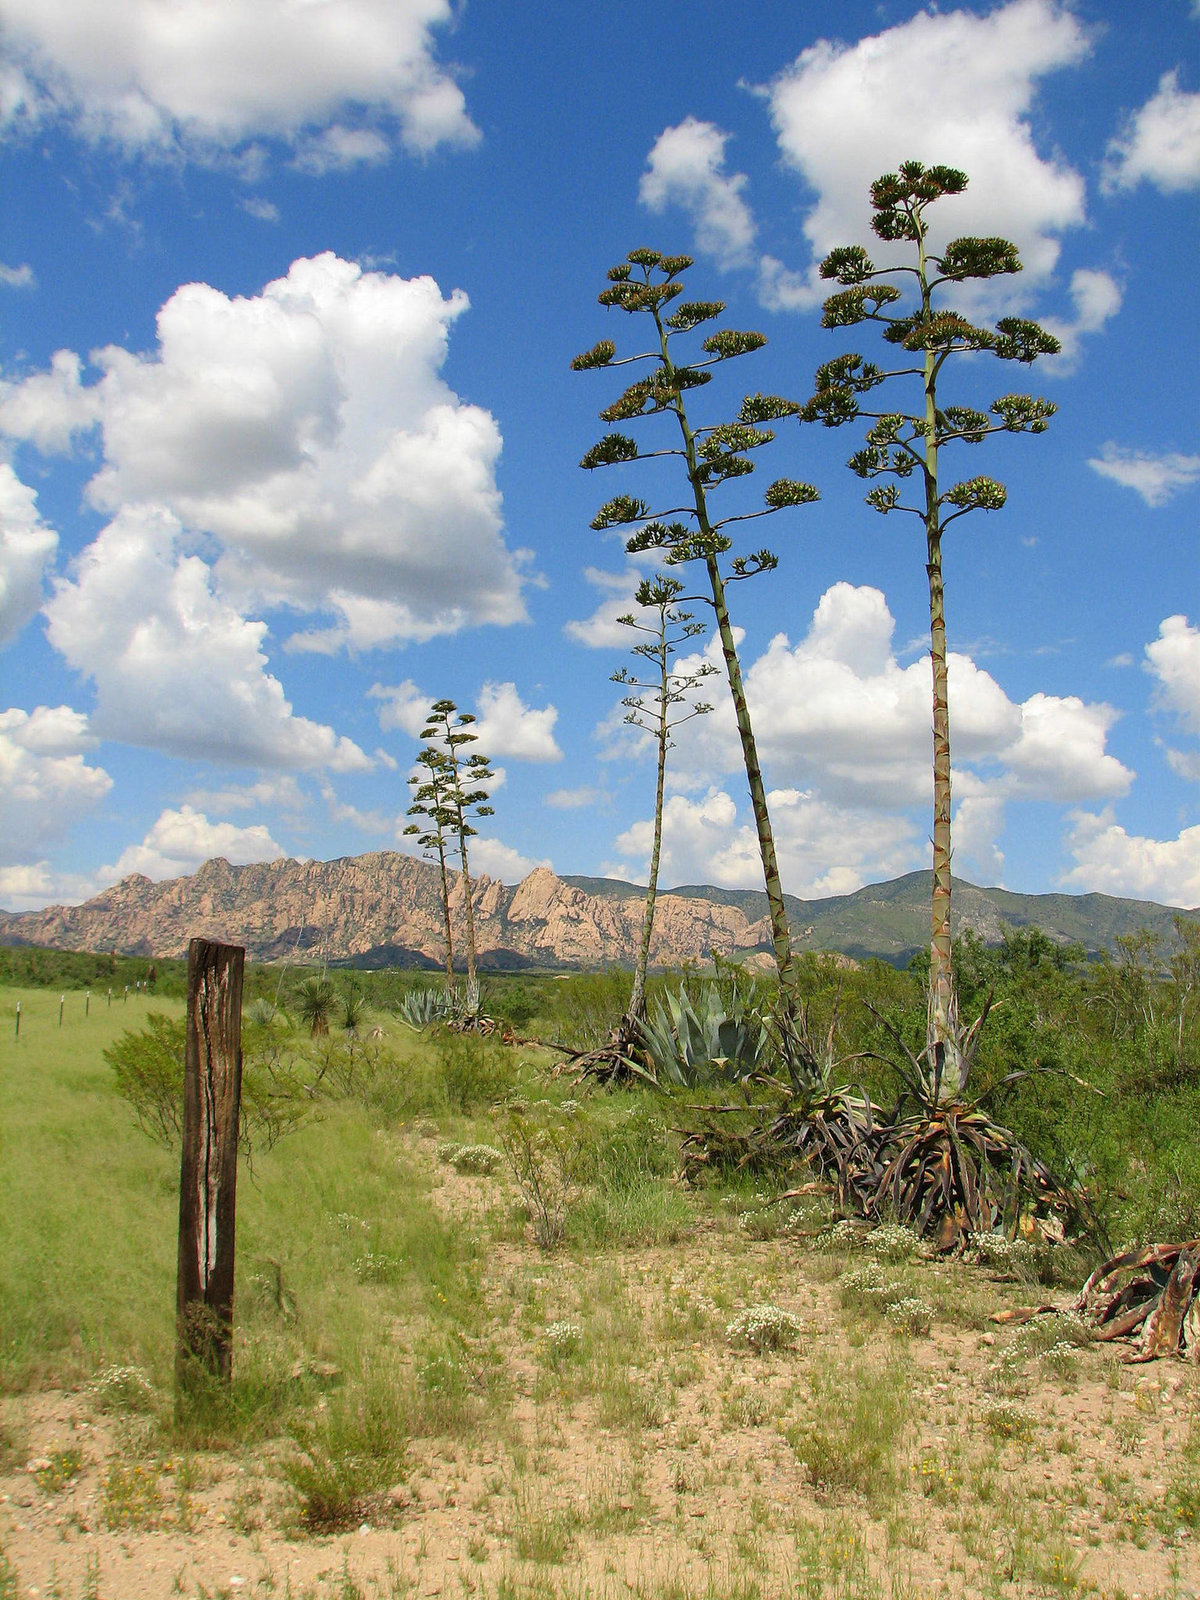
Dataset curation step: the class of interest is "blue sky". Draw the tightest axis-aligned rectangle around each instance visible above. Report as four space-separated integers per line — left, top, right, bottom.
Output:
2 0 1198 913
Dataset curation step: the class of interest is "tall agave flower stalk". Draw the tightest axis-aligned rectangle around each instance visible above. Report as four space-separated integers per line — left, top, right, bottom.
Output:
802 163 1058 1092
403 745 458 988
612 575 716 1027
419 699 494 1003
573 248 819 998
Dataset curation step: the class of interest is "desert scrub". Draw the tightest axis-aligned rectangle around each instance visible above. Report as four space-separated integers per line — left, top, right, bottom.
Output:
723 1385 775 1428
983 1399 1037 1441
500 1109 584 1249
89 1364 157 1413
784 1355 908 1500
726 1303 803 1352
351 1249 404 1284
447 1143 504 1175
542 1321 583 1364
884 1296 934 1336
861 1223 925 1262
283 1368 408 1532
437 1033 518 1113
101 1458 163 1529
816 1218 868 1253
838 1259 912 1318
29 1448 84 1494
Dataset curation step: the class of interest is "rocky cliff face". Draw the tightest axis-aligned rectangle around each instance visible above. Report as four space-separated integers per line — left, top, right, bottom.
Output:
0 854 774 969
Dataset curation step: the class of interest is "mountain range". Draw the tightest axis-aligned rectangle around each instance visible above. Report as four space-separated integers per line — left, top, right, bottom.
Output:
0 852 1192 969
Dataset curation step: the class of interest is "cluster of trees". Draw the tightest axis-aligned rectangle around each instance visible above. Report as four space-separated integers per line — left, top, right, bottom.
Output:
574 162 1061 1089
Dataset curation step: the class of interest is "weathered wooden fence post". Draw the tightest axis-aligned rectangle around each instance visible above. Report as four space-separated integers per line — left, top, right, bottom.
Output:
175 937 244 1411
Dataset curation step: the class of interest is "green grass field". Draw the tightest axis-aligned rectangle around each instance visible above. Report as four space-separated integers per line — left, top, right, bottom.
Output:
2 963 1199 1599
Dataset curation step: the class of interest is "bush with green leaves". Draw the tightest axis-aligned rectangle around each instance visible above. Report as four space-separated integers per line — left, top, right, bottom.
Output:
283 1371 408 1531
104 1012 311 1156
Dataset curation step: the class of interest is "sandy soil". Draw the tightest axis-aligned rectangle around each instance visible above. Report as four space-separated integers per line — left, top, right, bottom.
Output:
3 1150 1198 1600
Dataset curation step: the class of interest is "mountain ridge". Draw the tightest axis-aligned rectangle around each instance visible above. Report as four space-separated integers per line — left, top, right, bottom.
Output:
0 852 1192 969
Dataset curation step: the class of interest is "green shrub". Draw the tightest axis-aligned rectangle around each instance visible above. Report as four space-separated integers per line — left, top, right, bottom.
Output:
785 1357 908 1499
283 1369 409 1532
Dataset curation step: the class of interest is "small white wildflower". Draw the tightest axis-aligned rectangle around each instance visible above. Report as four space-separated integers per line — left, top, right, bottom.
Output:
449 1144 503 1175
543 1321 583 1357
352 1251 402 1283
863 1224 924 1262
89 1365 156 1412
885 1297 934 1335
326 1211 369 1233
816 1219 863 1252
726 1303 802 1352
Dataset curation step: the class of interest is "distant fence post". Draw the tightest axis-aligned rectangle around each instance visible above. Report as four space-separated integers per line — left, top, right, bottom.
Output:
175 937 244 1410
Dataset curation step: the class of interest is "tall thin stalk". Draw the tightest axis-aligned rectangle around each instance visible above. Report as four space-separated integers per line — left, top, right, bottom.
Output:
574 248 819 999
421 699 494 999
403 746 458 986
803 161 1059 1088
613 575 715 1024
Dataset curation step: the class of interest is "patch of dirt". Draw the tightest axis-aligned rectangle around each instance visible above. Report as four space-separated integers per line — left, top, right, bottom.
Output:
4 1142 1199 1599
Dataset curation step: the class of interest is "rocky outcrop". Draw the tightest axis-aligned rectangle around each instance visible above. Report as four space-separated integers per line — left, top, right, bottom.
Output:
0 854 774 969
2 854 1188 968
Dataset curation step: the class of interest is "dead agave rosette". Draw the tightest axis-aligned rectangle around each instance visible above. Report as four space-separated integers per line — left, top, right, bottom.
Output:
1076 1240 1200 1362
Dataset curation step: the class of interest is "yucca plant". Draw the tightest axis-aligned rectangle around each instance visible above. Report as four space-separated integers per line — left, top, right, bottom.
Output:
398 986 452 1030
295 976 336 1039
1076 1241 1200 1362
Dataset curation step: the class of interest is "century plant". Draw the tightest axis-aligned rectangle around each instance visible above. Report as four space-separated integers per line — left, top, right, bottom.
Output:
420 699 495 1002
612 574 716 1027
802 162 1059 1093
404 745 458 988
573 247 819 997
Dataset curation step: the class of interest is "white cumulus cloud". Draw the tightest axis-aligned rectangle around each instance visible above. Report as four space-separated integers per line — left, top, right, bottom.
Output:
1 0 479 162
1146 614 1200 780
1062 810 1200 908
1087 444 1200 507
44 505 371 771
1103 70 1200 195
614 785 919 898
370 679 434 739
473 682 562 763
545 786 607 811
371 678 560 762
1147 615 1200 738
0 254 527 651
650 1 1095 317
100 804 287 883
640 118 757 269
464 836 552 885
603 582 1132 883
0 464 57 646
758 0 1091 305
1041 268 1123 366
669 583 1130 809
0 705 112 867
